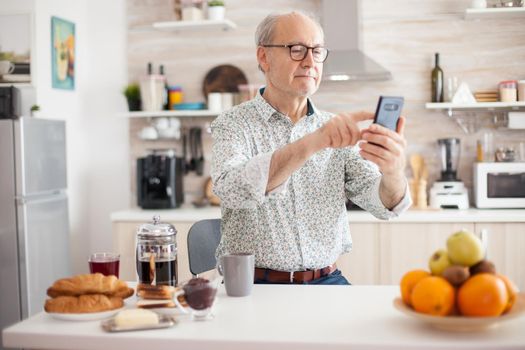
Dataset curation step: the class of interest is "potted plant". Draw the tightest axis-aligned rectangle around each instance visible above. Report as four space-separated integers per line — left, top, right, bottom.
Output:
207 0 225 21
123 83 141 111
30 104 40 117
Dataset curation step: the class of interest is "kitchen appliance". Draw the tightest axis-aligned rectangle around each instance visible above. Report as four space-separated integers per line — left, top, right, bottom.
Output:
473 162 525 208
321 0 391 81
136 215 178 286
0 86 21 118
430 138 470 209
0 117 71 349
137 150 184 209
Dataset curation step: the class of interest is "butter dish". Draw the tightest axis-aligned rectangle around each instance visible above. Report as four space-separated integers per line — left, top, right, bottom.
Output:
101 314 176 332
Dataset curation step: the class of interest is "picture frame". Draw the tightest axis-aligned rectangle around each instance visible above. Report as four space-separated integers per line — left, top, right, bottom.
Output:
0 12 33 85
51 16 75 90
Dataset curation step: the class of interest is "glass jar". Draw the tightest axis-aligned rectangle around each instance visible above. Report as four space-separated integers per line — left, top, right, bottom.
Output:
499 80 517 102
181 0 204 21
136 215 178 286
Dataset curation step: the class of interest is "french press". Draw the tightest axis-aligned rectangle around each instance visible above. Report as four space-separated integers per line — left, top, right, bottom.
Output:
136 215 178 286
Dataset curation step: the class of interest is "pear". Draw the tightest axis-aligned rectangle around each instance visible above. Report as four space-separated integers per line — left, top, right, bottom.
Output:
428 249 451 276
446 230 484 267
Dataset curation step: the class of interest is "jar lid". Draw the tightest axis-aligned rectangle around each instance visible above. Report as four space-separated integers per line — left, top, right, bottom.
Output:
137 215 177 237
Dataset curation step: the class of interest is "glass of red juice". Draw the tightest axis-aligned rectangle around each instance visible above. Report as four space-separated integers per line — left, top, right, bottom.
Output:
88 253 120 277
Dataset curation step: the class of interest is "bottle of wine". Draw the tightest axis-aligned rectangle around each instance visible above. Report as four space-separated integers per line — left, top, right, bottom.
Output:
431 53 444 103
147 62 153 75
159 64 169 110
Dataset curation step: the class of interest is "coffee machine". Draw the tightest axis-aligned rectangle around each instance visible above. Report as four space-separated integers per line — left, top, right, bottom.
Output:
430 138 469 209
137 150 184 209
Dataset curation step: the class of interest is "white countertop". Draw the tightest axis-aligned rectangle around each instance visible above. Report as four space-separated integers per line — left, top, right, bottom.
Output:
111 206 525 223
4 285 525 350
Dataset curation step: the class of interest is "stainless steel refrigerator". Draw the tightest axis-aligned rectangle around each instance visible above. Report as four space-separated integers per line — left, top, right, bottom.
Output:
0 117 71 349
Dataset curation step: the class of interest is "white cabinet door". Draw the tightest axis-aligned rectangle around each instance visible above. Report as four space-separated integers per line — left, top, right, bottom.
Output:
475 223 525 291
378 223 475 285
337 223 380 285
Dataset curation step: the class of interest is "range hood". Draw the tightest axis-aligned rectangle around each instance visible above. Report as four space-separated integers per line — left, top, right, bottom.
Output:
322 0 392 81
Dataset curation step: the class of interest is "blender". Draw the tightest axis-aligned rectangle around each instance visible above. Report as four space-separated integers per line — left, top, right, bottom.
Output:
430 138 469 209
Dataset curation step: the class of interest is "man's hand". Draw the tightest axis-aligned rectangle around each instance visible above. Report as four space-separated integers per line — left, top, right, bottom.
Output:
359 116 407 178
315 111 375 150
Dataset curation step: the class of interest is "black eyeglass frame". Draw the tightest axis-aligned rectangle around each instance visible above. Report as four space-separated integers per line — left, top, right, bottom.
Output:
261 44 330 63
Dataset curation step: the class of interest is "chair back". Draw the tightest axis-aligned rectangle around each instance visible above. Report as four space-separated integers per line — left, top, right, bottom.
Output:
187 219 221 276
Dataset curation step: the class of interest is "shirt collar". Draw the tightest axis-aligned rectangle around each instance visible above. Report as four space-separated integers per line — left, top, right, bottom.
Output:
254 87 317 122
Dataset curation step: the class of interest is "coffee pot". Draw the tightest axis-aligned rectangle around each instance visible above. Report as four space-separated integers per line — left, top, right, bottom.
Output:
136 215 178 286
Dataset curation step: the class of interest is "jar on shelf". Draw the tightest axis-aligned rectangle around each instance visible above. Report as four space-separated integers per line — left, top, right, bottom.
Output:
181 0 204 21
168 85 183 109
499 80 517 103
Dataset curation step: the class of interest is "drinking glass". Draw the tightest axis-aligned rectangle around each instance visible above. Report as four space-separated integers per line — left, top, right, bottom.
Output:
88 252 120 277
173 277 220 321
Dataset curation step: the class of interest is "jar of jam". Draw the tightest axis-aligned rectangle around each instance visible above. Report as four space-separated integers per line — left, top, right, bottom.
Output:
136 215 178 286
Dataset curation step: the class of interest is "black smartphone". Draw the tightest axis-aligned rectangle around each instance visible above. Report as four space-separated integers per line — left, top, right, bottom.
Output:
373 96 404 132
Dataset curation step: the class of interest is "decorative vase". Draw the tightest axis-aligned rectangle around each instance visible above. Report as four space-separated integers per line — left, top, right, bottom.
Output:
207 6 225 21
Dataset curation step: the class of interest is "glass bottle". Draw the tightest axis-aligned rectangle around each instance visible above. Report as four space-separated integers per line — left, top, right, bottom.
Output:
431 53 444 103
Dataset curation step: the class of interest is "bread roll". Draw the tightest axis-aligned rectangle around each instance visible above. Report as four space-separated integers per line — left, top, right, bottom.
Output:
44 294 123 313
47 273 133 299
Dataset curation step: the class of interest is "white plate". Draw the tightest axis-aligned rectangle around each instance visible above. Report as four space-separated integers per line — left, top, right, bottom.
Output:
46 307 124 321
393 293 525 331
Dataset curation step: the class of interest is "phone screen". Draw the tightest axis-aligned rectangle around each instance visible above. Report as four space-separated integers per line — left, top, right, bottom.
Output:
373 96 404 131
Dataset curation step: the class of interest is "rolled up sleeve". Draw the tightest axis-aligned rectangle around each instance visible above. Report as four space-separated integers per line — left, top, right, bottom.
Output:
343 146 411 220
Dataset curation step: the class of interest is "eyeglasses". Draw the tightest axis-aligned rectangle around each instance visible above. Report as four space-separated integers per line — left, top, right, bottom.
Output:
261 44 329 63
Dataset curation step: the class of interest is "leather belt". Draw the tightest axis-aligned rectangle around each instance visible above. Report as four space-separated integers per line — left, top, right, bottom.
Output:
254 264 337 284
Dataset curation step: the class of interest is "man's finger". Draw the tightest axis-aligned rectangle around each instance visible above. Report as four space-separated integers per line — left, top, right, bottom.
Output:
396 116 406 135
350 111 375 123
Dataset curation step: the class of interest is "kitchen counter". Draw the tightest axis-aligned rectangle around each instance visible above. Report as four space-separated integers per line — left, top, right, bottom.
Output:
111 206 525 223
4 285 525 350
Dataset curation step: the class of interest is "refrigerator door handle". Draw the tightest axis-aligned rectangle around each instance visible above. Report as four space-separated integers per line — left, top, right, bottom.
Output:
15 191 67 205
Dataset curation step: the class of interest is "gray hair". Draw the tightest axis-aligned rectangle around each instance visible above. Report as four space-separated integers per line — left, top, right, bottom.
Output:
255 10 324 46
255 11 324 73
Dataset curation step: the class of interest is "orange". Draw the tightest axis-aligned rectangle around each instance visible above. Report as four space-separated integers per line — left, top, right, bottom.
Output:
458 273 508 317
400 269 431 306
410 276 455 316
498 274 519 313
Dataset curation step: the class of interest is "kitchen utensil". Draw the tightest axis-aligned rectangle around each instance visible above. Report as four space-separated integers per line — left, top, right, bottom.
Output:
202 64 248 98
188 127 204 176
409 154 423 182
136 215 178 287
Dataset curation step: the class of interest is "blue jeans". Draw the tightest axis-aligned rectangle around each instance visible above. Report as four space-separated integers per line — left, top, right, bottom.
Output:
254 269 351 285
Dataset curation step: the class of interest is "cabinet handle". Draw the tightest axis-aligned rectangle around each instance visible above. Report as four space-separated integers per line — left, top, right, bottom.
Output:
479 229 489 260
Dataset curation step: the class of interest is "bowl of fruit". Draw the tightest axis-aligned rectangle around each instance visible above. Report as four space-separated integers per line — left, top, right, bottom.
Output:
395 229 525 331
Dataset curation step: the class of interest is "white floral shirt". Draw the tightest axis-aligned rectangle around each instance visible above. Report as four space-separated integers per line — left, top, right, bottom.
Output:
211 89 411 271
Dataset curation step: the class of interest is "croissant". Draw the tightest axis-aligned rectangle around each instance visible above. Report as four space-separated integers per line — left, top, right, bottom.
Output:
47 273 133 299
44 294 124 313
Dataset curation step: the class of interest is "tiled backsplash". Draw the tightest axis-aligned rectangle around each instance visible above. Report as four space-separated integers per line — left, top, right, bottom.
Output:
127 0 525 206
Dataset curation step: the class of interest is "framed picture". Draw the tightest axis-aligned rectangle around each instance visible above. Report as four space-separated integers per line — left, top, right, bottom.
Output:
0 13 32 84
51 16 75 90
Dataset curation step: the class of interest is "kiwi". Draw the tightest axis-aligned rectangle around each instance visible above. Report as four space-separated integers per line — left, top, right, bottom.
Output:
442 265 470 287
469 260 496 275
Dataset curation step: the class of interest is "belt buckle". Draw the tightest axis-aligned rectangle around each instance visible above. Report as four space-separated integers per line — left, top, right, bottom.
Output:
289 271 295 283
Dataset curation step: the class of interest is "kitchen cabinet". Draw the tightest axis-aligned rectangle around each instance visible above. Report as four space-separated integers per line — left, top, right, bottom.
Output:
112 214 525 289
378 223 475 285
475 223 525 291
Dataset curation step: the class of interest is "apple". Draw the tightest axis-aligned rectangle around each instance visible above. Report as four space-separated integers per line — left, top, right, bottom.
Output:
446 230 484 267
428 249 451 276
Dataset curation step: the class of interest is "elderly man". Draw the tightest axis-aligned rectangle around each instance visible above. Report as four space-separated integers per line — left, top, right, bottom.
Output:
211 11 411 285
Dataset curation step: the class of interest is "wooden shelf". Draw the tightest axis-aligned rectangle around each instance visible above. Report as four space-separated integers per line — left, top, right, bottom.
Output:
151 19 236 31
425 101 525 111
118 110 219 118
465 7 525 20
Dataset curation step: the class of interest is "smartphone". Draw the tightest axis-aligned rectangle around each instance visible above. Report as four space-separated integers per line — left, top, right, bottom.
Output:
373 96 404 132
